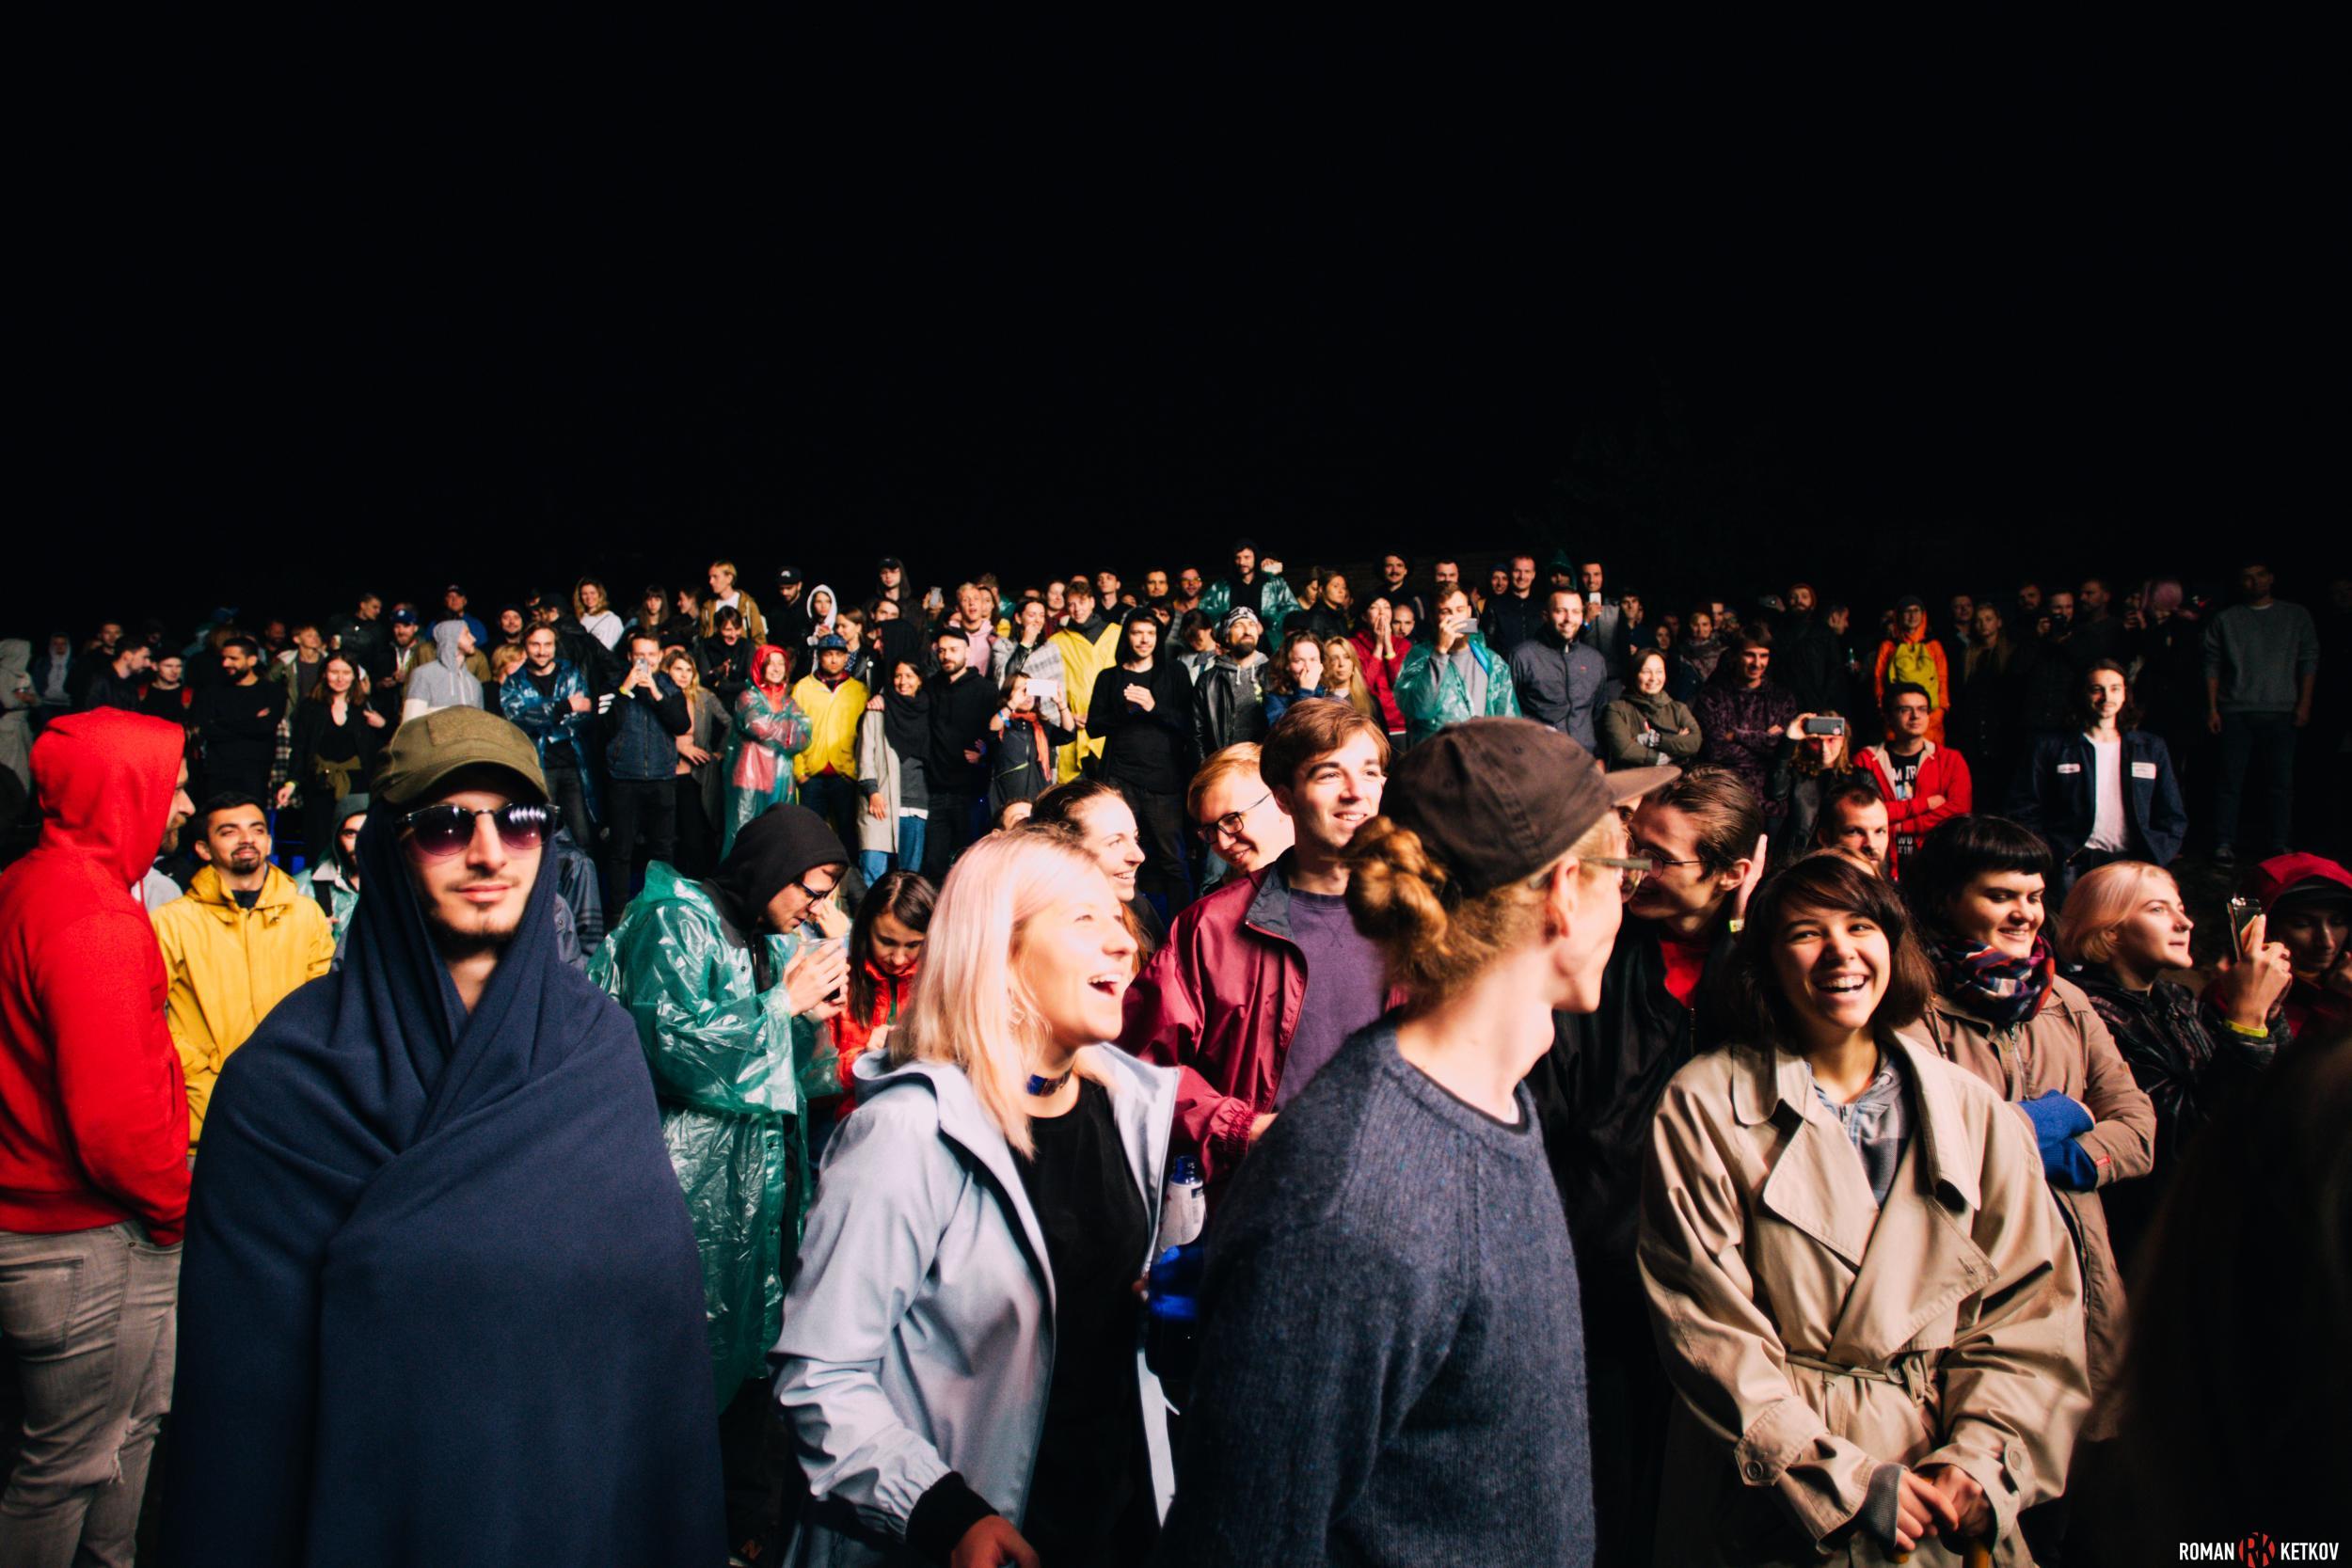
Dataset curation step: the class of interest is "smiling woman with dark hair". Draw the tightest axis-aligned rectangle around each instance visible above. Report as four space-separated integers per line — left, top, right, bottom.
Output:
1640 852 2088 1565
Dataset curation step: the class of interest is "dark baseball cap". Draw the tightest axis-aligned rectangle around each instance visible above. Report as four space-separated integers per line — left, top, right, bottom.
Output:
390 607 419 625
777 565 803 585
813 632 850 652
1382 719 1675 897
877 556 904 572
376 706 549 809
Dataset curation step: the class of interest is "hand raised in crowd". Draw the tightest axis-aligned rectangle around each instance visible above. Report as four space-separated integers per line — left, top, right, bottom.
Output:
950 1516 1039 1568
1782 710 1817 741
782 941 849 1022
2215 911 2295 1029
274 783 295 810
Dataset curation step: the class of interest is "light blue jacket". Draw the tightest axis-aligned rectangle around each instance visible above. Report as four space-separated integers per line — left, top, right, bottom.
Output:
774 1046 1179 1566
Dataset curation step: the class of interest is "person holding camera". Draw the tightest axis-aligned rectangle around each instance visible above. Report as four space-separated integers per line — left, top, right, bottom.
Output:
591 802 850 1564
601 629 692 913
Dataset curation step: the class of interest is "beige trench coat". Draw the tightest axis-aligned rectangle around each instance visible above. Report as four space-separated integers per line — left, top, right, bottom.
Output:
1920 974 2153 1426
1639 1034 2089 1566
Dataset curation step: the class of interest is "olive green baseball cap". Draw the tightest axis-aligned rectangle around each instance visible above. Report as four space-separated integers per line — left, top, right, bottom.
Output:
375 706 549 808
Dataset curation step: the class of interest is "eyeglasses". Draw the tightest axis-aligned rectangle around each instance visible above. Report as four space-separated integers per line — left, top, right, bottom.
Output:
1583 855 1655 885
398 801 554 860
1195 790 1273 842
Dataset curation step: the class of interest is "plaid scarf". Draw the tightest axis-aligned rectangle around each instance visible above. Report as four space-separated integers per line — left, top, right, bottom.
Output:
1931 928 2055 1029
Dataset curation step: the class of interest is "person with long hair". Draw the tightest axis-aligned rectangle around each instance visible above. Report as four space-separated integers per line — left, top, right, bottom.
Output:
817 869 935 1132
1260 631 1326 728
1766 703 1857 868
573 577 623 650
721 644 812 855
991 594 1056 684
2055 859 2292 1272
1348 595 1407 742
1317 635 1378 724
775 832 1180 1568
279 652 387 863
1638 852 2088 1564
664 645 728 879
856 657 931 882
1903 814 2154 1497
986 670 1076 822
2011 657 2186 895
1089 613 1199 916
1158 720 1653 1565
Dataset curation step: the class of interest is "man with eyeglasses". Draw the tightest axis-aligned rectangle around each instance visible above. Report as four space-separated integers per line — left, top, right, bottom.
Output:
1122 705 1392 1196
593 800 850 1565
1524 763 1767 1568
167 705 724 1563
1187 742 1295 885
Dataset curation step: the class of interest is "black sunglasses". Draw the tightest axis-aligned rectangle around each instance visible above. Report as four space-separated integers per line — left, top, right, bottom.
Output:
398 801 555 860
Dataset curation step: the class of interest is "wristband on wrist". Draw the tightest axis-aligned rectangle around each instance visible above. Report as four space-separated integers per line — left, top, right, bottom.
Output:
2222 1018 2270 1039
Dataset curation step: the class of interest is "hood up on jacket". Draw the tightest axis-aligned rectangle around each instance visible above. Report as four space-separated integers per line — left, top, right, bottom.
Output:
432 621 471 670
0 638 30 690
31 707 185 889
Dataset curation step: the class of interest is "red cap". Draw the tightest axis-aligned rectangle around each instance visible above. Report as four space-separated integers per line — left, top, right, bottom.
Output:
2245 852 2352 913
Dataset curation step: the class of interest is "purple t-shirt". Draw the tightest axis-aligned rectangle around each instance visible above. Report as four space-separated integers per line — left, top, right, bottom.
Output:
1275 887 1391 1107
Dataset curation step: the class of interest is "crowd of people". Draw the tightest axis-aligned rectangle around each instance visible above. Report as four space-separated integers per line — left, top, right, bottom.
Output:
0 541 2345 1567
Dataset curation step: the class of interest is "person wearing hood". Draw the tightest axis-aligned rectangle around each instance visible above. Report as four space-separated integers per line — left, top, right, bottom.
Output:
802 583 841 649
153 791 337 1153
1395 586 1521 746
722 643 814 857
592 802 848 1563
1510 588 1610 750
1048 578 1121 781
0 710 193 1565
402 619 485 722
775 830 1180 1568
165 706 722 1565
294 792 370 958
499 623 598 849
791 632 871 856
2246 850 2352 1041
0 636 36 794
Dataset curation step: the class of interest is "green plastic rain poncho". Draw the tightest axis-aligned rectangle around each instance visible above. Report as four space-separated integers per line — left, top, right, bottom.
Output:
592 858 838 1395
1394 633 1521 747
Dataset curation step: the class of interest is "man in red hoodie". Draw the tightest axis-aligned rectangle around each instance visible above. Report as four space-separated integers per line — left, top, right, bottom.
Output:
0 707 193 1563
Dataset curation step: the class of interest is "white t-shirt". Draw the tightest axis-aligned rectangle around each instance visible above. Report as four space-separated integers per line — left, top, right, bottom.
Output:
2086 736 2128 851
579 610 623 650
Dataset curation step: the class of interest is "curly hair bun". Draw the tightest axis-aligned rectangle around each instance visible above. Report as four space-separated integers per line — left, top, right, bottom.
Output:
1344 816 1453 948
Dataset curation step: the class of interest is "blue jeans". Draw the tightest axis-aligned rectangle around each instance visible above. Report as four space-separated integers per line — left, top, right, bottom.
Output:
2213 710 2296 850
854 816 928 887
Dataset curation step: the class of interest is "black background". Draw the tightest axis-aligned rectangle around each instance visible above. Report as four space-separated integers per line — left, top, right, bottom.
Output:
15 19 2345 636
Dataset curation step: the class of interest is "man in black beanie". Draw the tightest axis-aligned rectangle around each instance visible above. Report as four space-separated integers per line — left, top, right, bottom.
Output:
591 801 850 1563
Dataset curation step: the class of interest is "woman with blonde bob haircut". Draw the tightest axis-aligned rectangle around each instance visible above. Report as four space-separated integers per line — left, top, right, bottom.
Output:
1639 852 2089 1564
1158 720 1668 1566
773 830 1182 1568
2055 858 2292 1272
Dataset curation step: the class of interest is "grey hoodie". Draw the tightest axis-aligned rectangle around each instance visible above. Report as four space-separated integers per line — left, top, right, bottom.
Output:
402 622 483 719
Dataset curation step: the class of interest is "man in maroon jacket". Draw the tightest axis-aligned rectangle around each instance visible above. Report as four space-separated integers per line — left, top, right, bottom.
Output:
1119 700 1395 1190
0 708 194 1563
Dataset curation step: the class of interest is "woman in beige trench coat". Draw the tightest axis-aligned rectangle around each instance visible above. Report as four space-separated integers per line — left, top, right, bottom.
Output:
1640 853 2089 1566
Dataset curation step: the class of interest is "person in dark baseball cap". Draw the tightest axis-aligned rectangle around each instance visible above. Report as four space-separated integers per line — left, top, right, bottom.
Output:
1159 716 1653 1565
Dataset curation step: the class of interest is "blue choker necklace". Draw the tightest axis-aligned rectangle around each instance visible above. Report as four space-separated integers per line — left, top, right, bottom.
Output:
1025 1068 1073 1096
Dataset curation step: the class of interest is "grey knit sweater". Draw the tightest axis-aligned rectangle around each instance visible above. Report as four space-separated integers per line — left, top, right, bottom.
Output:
1153 1022 1597 1567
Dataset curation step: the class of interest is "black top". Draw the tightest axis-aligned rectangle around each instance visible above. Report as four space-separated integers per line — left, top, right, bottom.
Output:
1089 661 1197 794
1013 1079 1154 1568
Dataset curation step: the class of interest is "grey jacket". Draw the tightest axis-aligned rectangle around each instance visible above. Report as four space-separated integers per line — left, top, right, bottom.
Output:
774 1046 1180 1566
402 622 483 718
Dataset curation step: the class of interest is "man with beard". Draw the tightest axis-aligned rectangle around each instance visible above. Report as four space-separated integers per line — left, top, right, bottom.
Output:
1376 550 1429 629
1694 634 1800 826
1524 765 1760 1567
71 635 152 713
193 636 287 804
1198 539 1300 631
0 710 194 1566
1121 703 1396 1193
1193 608 1272 758
1479 553 1543 657
326 591 388 680
1510 588 1609 750
1577 560 1629 684
1775 579 1847 715
152 793 336 1154
372 607 426 722
594 803 848 1564
789 633 869 855
402 621 485 723
166 706 722 1566
921 627 997 879
766 565 811 651
1171 566 1205 619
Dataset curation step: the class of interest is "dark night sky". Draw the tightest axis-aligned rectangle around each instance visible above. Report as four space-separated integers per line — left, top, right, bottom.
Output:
16 20 2345 634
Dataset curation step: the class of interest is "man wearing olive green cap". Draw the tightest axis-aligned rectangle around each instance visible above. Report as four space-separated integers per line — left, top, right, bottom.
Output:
166 704 725 1562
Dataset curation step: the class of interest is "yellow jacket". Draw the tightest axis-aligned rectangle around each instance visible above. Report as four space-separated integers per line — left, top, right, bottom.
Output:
1050 622 1122 781
151 863 336 1150
790 673 869 783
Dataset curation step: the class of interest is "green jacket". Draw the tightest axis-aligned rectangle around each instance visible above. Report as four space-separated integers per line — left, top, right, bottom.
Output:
1395 635 1520 746
591 862 836 1394
1197 572 1300 632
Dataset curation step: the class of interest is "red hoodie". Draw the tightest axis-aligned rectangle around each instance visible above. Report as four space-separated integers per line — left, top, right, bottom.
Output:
0 709 192 1243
